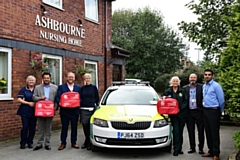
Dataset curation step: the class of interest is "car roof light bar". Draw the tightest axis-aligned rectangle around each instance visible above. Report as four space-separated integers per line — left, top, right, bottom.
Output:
112 81 125 86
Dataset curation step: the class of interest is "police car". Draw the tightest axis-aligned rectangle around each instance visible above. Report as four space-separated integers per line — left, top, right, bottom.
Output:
90 81 172 151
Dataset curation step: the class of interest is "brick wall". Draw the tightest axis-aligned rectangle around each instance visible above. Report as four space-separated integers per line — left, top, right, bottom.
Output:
0 0 115 141
0 0 112 55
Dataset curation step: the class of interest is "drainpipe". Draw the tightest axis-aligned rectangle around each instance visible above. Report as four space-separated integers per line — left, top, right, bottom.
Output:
104 0 108 91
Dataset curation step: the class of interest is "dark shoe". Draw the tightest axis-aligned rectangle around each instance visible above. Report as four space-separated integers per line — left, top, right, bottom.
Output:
81 144 87 149
58 144 66 150
199 150 205 154
28 144 33 149
87 145 91 150
202 153 214 157
45 146 51 150
173 151 178 156
20 145 25 149
33 145 43 151
71 144 79 149
213 156 220 160
188 148 196 154
178 151 184 154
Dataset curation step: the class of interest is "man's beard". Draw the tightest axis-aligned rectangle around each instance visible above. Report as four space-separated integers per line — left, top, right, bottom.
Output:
190 81 196 84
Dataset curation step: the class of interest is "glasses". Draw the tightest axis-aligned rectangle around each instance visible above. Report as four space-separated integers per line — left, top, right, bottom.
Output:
67 76 74 78
204 74 212 76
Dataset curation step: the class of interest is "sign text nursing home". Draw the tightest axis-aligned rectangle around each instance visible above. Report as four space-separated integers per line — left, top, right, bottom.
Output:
35 14 85 47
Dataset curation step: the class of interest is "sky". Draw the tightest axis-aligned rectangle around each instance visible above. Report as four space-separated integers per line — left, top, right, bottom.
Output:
112 0 203 63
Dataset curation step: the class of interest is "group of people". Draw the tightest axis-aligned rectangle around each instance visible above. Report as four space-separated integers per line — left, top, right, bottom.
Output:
17 72 99 151
17 69 225 160
163 69 225 160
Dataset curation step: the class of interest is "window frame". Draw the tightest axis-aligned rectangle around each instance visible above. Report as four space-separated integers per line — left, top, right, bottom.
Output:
84 0 99 23
42 0 63 10
42 54 62 85
0 47 13 100
84 60 98 88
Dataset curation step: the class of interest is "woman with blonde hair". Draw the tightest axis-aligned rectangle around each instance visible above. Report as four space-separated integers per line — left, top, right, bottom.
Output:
17 75 37 149
80 73 99 150
162 76 188 156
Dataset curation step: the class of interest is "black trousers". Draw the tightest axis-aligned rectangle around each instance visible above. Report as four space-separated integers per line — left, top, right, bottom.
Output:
170 115 187 152
203 108 220 156
60 114 79 145
186 109 204 150
20 116 37 146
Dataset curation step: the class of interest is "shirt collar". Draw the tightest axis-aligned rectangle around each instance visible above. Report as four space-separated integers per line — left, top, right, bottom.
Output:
206 79 214 85
67 83 74 87
44 85 50 88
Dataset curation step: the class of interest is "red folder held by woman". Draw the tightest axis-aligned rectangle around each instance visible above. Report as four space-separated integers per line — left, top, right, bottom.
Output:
157 98 179 114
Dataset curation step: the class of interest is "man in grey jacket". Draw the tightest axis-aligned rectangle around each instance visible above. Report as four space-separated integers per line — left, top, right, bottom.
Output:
32 72 58 151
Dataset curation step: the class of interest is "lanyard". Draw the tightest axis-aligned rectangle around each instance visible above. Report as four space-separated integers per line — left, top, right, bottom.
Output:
190 87 196 100
204 83 211 97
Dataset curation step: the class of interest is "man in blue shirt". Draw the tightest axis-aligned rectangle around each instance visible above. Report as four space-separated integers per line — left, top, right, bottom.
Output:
32 72 58 151
202 69 225 160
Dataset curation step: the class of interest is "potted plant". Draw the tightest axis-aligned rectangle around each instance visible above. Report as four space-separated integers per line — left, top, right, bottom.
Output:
74 65 91 75
0 78 7 93
73 65 91 83
30 53 58 84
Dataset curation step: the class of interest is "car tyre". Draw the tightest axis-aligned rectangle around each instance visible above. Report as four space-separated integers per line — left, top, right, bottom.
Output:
91 143 100 152
162 140 172 153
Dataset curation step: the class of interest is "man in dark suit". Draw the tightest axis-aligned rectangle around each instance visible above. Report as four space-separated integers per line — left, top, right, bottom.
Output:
32 72 58 151
55 72 81 150
183 73 205 154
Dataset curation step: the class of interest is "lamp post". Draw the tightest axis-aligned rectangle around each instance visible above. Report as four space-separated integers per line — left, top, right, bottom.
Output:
194 48 201 71
194 48 201 72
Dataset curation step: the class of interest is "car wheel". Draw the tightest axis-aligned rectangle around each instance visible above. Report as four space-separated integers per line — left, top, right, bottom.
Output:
91 143 100 152
162 140 172 153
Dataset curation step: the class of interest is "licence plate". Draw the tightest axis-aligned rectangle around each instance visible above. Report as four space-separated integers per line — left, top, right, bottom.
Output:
117 132 144 139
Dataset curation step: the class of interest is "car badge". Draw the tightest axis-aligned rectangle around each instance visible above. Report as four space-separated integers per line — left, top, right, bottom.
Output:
129 118 133 122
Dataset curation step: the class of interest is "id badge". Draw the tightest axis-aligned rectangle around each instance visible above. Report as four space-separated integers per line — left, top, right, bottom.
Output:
192 99 196 103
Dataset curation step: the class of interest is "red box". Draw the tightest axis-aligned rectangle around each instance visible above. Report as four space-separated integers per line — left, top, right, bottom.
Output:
35 100 54 117
157 98 179 114
60 92 80 108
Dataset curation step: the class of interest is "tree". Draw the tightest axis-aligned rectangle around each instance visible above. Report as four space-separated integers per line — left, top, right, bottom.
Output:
219 0 240 120
178 0 235 61
112 7 187 85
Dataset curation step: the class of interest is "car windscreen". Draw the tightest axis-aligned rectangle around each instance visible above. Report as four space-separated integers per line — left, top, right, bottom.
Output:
101 88 159 105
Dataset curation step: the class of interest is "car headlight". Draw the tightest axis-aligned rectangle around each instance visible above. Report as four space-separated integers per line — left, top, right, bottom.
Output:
93 118 109 127
154 119 168 128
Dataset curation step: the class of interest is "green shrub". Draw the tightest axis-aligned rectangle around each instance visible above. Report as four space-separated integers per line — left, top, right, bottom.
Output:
154 73 174 95
233 131 240 149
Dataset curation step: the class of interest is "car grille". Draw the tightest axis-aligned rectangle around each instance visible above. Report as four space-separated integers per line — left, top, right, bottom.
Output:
106 138 156 146
111 121 151 130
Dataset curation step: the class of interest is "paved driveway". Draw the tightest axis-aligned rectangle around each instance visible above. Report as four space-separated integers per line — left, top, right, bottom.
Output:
0 125 238 160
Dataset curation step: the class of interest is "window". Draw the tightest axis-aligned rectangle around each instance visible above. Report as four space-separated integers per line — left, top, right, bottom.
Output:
42 0 62 10
0 47 12 100
113 64 122 81
84 61 98 87
85 0 98 22
42 54 62 85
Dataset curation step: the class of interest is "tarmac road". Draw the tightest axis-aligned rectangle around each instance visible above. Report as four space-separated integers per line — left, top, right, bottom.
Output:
0 125 238 160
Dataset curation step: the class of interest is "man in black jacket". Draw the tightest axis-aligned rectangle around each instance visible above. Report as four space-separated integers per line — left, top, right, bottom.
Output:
183 73 205 154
